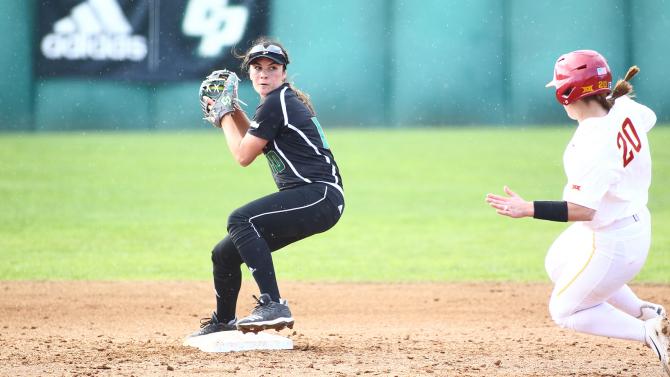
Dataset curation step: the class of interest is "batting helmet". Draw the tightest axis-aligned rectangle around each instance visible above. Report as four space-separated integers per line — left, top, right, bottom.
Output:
545 50 612 105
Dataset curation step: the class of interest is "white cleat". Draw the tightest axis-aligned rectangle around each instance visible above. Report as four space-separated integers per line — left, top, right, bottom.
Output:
645 314 670 377
639 303 667 321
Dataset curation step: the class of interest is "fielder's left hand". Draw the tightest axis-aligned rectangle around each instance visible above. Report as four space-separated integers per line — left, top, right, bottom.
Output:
199 69 242 128
486 186 533 218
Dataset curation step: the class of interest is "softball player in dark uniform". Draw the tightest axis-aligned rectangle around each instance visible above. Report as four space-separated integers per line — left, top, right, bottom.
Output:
190 37 344 336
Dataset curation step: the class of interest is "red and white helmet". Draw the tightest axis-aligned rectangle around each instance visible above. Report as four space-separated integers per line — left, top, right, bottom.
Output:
546 50 612 105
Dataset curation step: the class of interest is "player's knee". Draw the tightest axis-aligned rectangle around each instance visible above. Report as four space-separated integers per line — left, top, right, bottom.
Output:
211 242 226 266
211 238 241 267
226 208 262 246
548 298 574 328
227 209 245 230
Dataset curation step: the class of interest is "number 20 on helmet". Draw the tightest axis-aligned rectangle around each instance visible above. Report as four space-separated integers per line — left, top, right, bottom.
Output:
545 50 612 105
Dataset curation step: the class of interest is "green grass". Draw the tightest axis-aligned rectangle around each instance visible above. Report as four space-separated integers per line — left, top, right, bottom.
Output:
1 127 669 282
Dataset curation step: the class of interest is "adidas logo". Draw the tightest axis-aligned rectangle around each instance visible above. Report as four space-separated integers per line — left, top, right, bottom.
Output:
40 0 147 61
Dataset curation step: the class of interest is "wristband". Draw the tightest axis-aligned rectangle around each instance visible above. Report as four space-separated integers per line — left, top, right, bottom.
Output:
533 201 568 222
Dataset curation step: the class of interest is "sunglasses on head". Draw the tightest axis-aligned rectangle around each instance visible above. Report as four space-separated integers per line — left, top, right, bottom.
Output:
248 44 285 56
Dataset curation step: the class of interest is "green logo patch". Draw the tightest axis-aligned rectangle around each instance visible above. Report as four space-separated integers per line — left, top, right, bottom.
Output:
266 151 285 174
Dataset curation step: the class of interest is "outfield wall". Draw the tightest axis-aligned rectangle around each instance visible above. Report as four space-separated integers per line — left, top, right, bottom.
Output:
1 0 669 130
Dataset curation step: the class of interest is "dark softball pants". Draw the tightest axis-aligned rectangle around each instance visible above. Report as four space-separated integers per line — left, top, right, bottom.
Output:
211 183 344 322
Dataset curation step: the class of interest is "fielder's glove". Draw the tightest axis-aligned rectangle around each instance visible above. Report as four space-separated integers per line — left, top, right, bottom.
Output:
199 69 243 128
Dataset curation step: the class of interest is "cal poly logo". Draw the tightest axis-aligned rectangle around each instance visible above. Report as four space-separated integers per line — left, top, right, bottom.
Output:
182 0 249 58
40 0 147 61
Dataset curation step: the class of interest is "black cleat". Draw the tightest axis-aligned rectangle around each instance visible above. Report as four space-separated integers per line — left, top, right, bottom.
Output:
188 312 237 338
236 293 294 334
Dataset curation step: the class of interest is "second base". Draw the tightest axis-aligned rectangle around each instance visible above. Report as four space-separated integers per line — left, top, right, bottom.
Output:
183 330 293 353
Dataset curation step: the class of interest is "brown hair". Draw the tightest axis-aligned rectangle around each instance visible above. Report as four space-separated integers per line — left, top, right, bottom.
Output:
238 36 316 115
587 65 639 111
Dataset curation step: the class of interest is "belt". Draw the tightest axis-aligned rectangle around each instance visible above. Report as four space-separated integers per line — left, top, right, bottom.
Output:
597 214 640 232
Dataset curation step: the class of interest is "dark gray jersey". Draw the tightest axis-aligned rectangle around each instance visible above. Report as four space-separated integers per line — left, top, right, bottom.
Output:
248 84 343 194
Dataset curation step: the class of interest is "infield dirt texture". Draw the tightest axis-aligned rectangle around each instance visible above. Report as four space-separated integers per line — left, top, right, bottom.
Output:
2 281 668 376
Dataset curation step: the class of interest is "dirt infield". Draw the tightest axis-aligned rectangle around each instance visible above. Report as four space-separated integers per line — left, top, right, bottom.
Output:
1 281 668 377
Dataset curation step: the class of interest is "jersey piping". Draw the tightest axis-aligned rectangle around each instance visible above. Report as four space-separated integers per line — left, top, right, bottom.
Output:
273 85 342 191
556 232 597 296
247 186 329 237
273 139 312 184
279 86 289 126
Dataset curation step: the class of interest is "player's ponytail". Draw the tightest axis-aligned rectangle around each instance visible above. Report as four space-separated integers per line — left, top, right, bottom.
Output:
289 84 316 116
608 65 638 104
591 65 639 111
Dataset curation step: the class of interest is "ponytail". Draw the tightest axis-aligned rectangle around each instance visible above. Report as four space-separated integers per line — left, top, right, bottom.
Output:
609 65 638 104
289 83 316 116
593 65 639 111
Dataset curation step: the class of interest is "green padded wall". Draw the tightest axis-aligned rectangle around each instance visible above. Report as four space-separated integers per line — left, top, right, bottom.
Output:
1 0 668 130
391 0 506 126
35 80 151 131
271 0 388 126
0 2 34 130
506 0 628 124
632 0 670 122
153 83 202 131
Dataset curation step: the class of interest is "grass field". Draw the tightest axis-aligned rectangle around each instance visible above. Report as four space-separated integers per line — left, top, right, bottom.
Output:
1 127 669 282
